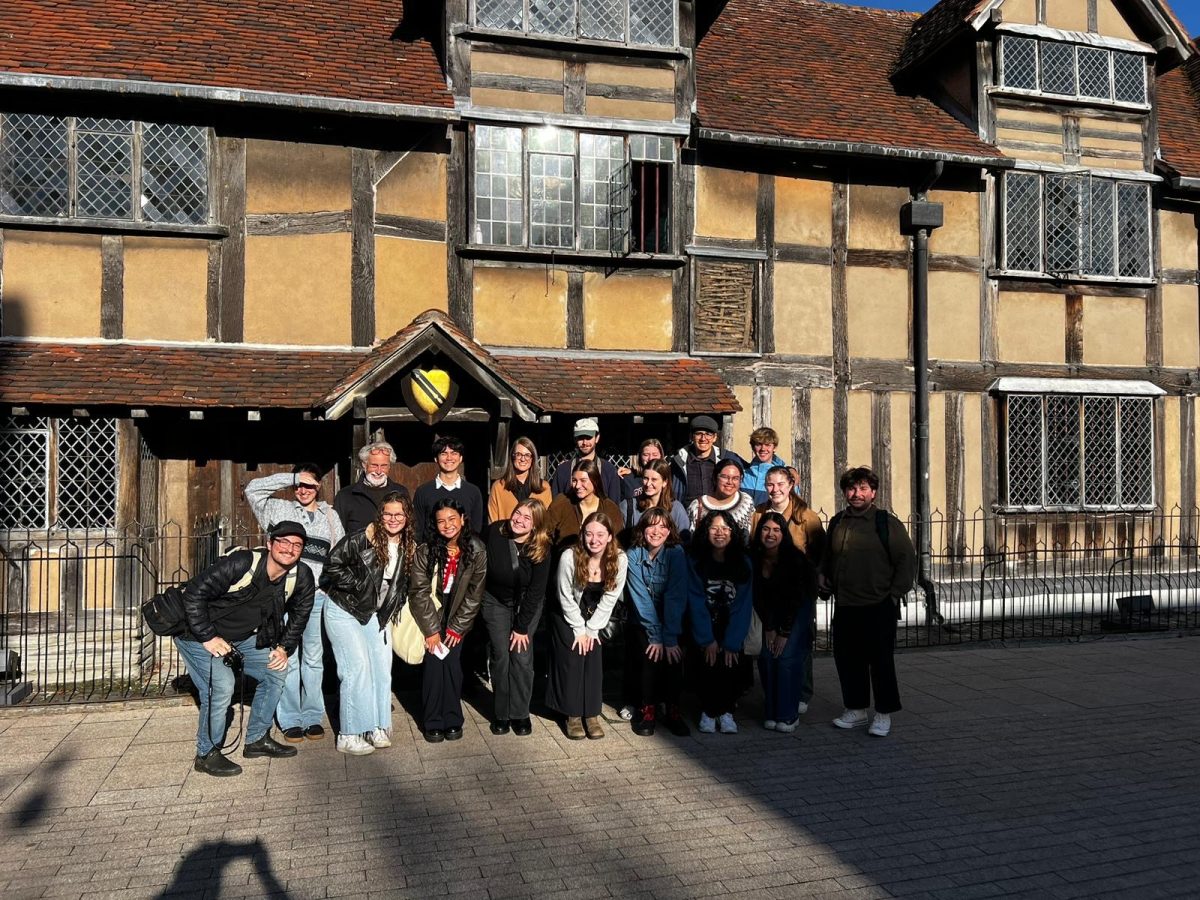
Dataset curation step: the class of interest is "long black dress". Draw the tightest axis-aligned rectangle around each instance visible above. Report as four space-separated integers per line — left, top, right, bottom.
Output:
546 580 604 718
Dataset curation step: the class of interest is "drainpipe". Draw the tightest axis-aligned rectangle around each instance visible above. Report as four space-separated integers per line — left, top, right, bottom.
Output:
900 162 945 626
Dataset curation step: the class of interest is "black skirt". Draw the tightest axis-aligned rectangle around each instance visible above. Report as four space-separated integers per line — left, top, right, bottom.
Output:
545 583 604 718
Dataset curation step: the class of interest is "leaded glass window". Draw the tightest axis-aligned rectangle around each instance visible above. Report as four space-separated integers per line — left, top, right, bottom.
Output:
0 417 118 529
1001 172 1152 280
0 113 209 224
471 126 674 254
1004 394 1156 510
998 36 1147 107
472 0 676 46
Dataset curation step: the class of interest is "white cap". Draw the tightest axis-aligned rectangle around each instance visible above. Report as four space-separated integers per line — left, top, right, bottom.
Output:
573 417 600 437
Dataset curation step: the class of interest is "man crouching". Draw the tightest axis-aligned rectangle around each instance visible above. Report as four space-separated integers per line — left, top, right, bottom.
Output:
175 521 316 776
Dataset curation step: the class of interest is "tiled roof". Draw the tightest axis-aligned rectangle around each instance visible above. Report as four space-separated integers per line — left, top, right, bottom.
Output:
893 0 991 77
0 342 358 409
1159 53 1200 180
491 353 741 415
0 0 451 111
695 0 1003 162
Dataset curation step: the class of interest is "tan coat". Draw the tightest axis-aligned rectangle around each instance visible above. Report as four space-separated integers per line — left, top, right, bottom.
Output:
487 478 553 524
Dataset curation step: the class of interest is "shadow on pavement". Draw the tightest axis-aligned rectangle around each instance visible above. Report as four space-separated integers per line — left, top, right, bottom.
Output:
156 837 289 899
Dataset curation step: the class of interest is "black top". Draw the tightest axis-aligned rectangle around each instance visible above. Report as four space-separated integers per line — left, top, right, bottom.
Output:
579 580 605 619
333 478 411 536
752 552 814 636
412 478 485 542
483 522 550 635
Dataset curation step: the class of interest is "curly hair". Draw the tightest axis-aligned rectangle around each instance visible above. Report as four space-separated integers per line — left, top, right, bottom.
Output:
689 509 750 582
572 511 621 592
502 497 552 565
423 496 476 587
636 458 678 513
631 506 681 550
370 491 416 572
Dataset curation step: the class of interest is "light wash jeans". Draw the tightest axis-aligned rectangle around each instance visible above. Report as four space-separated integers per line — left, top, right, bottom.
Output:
323 599 393 735
175 635 286 756
277 589 328 729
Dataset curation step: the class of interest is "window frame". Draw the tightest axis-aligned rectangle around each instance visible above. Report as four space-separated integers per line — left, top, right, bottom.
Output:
996 35 1149 109
470 124 676 256
0 112 213 229
469 0 679 49
999 392 1157 513
999 171 1154 282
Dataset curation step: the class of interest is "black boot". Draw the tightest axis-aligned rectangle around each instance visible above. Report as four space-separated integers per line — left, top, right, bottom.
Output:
194 749 242 777
243 732 298 759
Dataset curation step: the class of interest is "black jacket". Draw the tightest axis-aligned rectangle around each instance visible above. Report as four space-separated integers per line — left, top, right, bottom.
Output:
483 522 550 635
409 537 488 639
320 529 408 627
333 478 410 536
181 550 315 653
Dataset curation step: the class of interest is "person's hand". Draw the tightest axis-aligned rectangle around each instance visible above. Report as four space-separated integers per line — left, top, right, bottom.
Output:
203 636 232 657
646 642 664 663
572 633 594 655
817 573 831 592
665 645 683 664
509 631 529 653
444 632 462 648
771 633 789 658
617 465 632 477
704 641 719 666
267 647 288 671
723 650 739 668
764 629 777 652
424 633 442 654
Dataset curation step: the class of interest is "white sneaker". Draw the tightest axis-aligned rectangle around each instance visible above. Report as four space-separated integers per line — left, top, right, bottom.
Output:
832 708 869 729
868 713 891 737
763 719 777 731
618 705 635 721
367 728 392 748
797 701 809 715
336 733 375 755
718 713 738 734
698 713 717 734
774 718 798 734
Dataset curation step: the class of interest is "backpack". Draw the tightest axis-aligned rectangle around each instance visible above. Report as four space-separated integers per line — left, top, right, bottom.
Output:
141 548 298 638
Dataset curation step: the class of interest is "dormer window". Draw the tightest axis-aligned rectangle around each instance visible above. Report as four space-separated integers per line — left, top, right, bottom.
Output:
998 36 1148 107
473 0 677 48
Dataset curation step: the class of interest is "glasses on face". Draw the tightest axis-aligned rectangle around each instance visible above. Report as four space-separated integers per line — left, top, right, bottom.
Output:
512 451 533 461
709 525 732 535
274 539 305 551
717 474 741 483
381 513 406 521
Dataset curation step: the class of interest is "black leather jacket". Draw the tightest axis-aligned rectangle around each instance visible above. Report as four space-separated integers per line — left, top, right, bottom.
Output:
409 538 488 639
181 550 315 653
320 530 408 627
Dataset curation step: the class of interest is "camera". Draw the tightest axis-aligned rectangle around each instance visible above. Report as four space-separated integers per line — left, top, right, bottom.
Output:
223 646 244 672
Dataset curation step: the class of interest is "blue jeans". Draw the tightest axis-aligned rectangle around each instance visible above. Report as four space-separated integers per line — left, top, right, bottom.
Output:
758 607 813 723
323 599 393 735
277 589 327 729
175 635 286 756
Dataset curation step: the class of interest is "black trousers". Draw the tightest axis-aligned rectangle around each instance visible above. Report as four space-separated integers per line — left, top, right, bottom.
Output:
691 645 739 718
422 641 465 731
481 595 538 721
626 616 683 709
832 600 902 714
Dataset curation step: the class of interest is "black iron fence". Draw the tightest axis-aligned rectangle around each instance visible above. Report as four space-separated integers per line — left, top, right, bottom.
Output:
3 507 1199 703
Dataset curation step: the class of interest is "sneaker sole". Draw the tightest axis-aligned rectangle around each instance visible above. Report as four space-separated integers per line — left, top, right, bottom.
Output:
304 732 325 741
832 719 868 729
337 746 375 756
868 729 890 737
282 734 306 743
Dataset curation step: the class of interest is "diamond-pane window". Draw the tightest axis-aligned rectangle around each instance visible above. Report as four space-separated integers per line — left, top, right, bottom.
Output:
1004 173 1041 272
1001 36 1038 90
472 127 673 255
0 418 50 529
1004 394 1156 510
0 114 69 217
0 113 209 225
1113 52 1147 104
1045 174 1086 275
1077 46 1111 100
1116 182 1150 278
473 0 676 45
56 418 118 529
1040 41 1076 96
1087 180 1115 276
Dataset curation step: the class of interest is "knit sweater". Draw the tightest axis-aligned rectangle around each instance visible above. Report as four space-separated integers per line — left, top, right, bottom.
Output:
244 472 345 580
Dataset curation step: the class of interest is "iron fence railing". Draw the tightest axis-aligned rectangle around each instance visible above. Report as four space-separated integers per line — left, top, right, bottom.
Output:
3 507 1199 703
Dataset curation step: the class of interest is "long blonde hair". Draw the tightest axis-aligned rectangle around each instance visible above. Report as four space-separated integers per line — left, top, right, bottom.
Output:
503 497 551 564
572 511 621 592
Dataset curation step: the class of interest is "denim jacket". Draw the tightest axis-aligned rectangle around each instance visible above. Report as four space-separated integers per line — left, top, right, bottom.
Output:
624 544 688 647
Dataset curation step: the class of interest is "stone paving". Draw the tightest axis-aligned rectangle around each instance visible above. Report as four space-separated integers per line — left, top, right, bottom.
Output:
2 635 1200 899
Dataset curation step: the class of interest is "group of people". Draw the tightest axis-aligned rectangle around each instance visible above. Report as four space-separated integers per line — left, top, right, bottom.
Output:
172 415 915 777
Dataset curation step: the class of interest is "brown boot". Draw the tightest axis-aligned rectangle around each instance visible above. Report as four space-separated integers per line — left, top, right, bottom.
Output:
584 716 605 740
565 717 586 740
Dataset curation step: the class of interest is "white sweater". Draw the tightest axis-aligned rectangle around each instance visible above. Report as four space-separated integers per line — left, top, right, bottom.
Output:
555 551 628 640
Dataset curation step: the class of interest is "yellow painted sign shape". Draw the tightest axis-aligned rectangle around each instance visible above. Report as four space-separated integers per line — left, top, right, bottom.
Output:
412 368 451 416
